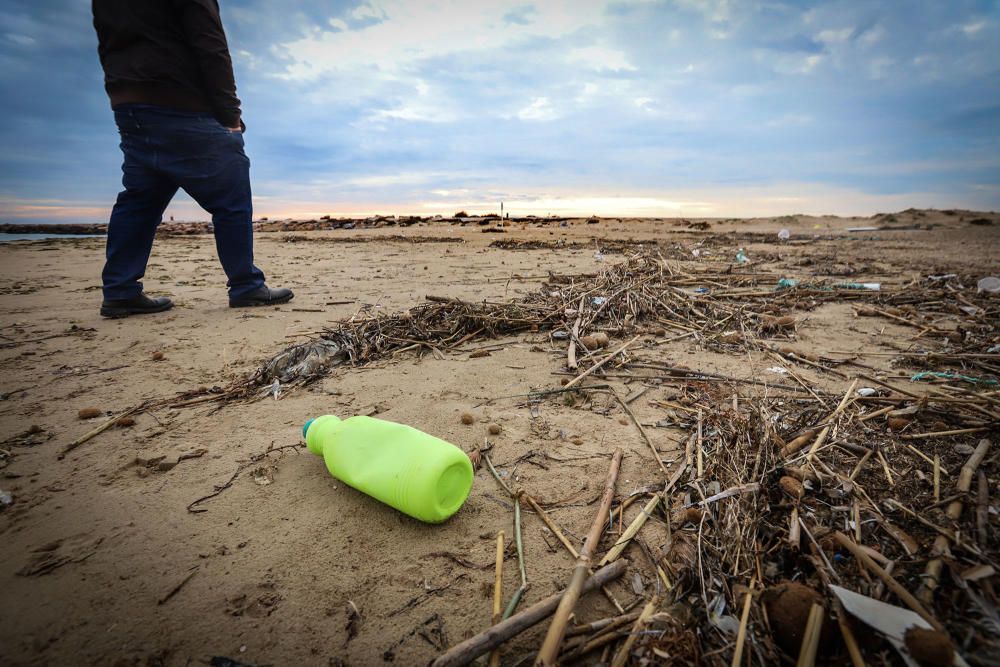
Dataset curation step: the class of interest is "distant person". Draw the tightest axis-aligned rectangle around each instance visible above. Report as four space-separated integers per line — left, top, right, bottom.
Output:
92 0 293 317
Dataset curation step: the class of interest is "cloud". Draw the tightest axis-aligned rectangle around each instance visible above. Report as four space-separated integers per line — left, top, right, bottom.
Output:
516 97 558 121
0 0 998 223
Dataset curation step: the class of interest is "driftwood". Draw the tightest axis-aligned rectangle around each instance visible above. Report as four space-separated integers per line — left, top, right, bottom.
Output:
430 560 627 667
535 448 624 665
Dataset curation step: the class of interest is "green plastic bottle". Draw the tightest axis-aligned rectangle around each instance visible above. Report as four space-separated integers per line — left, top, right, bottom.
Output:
303 415 474 523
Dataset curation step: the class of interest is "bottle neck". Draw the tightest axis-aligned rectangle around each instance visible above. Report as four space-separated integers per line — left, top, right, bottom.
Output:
304 415 342 455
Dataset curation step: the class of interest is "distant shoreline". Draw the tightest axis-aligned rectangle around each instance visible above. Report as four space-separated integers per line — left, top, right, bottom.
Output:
1 208 993 239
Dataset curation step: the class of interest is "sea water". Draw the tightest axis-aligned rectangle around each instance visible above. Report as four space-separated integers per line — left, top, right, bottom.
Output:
0 233 104 243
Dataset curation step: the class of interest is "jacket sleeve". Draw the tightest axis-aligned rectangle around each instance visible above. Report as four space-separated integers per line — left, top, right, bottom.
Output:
173 0 242 128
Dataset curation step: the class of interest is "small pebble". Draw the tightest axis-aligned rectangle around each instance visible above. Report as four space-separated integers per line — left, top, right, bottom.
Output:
151 351 165 361
157 457 179 472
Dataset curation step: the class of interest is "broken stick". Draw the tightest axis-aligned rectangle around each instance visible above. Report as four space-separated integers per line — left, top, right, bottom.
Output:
535 447 624 665
919 438 991 604
430 560 627 667
563 335 641 389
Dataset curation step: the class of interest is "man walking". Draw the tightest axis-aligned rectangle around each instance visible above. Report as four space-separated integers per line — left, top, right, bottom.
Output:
92 0 292 317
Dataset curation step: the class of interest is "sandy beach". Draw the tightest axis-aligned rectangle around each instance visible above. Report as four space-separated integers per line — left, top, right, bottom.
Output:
1 211 997 666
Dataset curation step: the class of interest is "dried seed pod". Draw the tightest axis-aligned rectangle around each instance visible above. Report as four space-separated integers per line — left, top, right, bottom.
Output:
592 332 610 347
779 476 805 500
469 349 491 359
78 407 102 420
856 307 878 316
904 627 954 667
115 416 136 428
887 416 912 431
670 507 704 526
761 582 833 656
151 351 165 361
487 424 501 435
460 413 475 425
780 429 817 457
783 465 819 484
579 335 600 350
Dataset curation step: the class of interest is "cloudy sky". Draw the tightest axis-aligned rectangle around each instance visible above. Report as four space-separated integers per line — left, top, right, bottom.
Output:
1 0 998 221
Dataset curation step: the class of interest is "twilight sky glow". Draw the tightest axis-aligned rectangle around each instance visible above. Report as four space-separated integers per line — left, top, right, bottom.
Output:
0 0 998 221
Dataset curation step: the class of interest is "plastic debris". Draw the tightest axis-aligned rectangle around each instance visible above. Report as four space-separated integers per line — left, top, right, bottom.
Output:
0 490 11 507
856 387 878 397
977 276 1000 293
591 296 607 306
911 371 998 386
593 250 606 262
260 339 346 384
777 228 790 240
839 282 881 291
830 586 971 667
776 278 879 291
765 366 789 375
735 248 749 264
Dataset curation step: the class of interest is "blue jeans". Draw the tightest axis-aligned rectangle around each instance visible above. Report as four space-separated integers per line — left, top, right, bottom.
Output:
102 104 266 300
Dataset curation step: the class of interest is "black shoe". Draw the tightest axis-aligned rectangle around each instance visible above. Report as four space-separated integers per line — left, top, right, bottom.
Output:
100 293 174 318
229 286 294 308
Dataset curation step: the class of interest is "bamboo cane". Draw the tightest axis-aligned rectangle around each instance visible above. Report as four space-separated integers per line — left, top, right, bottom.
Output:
610 595 660 667
918 439 991 604
430 560 627 667
487 531 504 667
832 531 944 632
563 336 641 389
535 448 624 665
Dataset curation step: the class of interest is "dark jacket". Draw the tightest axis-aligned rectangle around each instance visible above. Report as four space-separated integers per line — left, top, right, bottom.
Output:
92 0 242 128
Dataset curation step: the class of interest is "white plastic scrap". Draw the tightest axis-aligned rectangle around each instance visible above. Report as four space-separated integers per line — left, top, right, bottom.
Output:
831 586 969 667
856 387 878 397
778 228 790 240
977 276 1000 293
